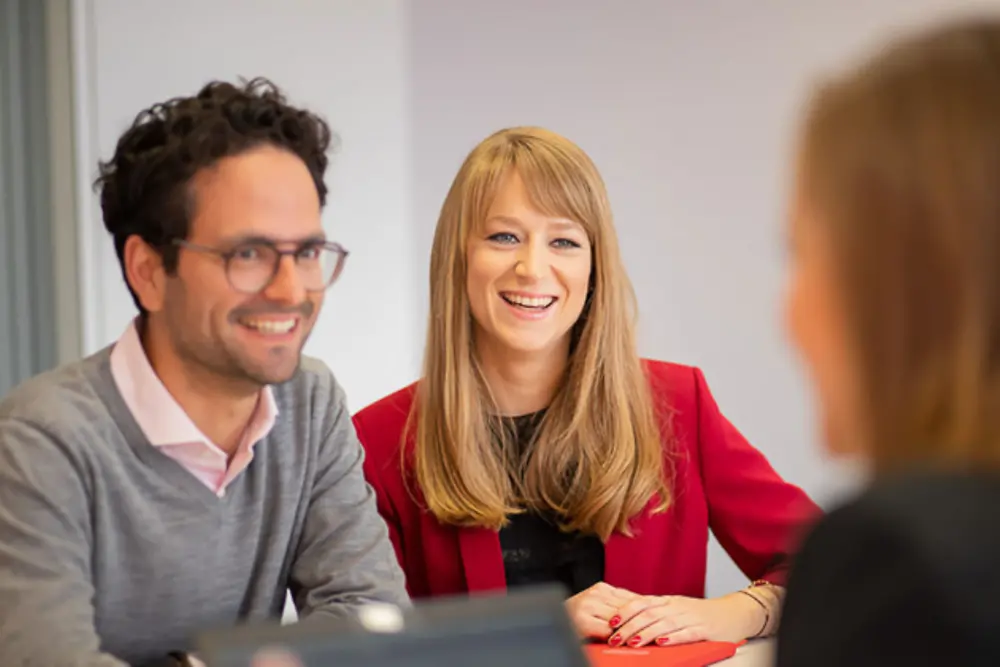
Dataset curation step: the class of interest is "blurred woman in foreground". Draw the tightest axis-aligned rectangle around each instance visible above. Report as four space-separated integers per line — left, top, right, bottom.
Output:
779 16 1000 666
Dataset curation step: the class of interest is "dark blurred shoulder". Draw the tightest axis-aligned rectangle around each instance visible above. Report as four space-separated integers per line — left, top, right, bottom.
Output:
777 468 1000 667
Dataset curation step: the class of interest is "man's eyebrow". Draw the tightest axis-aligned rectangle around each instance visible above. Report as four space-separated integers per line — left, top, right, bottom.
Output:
217 233 328 247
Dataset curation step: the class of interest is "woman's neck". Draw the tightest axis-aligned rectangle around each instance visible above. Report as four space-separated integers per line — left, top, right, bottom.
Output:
476 338 570 417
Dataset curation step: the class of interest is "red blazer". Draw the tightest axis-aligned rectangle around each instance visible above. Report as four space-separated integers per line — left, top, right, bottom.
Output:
353 360 820 599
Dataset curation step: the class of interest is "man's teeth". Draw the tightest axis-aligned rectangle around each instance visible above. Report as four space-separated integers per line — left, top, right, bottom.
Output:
240 318 297 334
502 294 556 309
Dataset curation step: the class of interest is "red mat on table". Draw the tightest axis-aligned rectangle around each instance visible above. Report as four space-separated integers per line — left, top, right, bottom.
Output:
585 640 744 667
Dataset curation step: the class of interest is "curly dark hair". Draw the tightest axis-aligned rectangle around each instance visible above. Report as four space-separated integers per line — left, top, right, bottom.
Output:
94 77 336 312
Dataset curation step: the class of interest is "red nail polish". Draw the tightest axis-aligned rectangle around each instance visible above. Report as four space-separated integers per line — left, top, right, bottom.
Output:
609 615 621 627
628 636 642 647
609 634 622 647
656 637 670 646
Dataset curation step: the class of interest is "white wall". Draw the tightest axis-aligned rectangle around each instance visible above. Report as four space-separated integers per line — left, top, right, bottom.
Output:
407 0 1000 595
72 0 418 411
71 0 1000 595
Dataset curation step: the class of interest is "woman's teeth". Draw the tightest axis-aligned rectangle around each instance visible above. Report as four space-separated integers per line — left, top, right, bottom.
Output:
501 294 556 309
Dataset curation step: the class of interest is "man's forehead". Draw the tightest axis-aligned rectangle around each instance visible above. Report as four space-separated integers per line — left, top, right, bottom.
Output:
186 148 321 229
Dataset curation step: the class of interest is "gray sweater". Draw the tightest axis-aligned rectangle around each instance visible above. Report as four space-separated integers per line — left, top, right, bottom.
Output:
0 348 409 666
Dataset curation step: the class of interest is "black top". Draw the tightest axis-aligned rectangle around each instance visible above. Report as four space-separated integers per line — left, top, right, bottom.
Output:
777 469 1000 667
496 411 604 596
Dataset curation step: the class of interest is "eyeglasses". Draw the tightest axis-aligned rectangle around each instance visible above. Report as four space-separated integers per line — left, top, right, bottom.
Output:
173 238 349 294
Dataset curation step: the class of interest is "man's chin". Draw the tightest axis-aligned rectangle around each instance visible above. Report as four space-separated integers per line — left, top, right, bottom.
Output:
259 363 302 387
240 355 303 387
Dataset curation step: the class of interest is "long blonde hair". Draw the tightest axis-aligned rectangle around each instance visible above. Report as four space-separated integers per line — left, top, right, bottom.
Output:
409 127 669 541
800 18 1000 473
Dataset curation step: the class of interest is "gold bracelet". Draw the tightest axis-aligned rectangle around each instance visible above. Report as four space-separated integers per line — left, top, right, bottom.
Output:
737 589 769 638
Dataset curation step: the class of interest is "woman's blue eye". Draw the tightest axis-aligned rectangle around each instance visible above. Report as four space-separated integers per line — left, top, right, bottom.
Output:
552 238 581 249
488 232 518 244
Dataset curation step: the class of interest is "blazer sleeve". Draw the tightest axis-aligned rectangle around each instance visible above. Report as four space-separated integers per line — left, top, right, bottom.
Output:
692 367 819 584
776 500 946 667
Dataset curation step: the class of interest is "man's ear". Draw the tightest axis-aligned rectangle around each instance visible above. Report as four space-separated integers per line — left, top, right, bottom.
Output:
123 235 168 313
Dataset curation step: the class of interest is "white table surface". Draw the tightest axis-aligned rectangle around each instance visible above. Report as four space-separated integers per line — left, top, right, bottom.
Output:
719 638 774 666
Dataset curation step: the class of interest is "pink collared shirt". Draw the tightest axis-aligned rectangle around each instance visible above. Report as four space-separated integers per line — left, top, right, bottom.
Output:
109 320 277 497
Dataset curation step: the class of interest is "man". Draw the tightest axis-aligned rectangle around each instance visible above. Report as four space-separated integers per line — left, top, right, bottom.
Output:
0 78 409 666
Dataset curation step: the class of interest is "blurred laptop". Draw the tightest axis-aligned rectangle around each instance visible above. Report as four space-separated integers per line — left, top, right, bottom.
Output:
196 584 588 667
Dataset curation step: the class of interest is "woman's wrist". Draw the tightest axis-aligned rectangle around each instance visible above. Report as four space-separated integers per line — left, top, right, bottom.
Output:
738 582 785 638
720 589 768 639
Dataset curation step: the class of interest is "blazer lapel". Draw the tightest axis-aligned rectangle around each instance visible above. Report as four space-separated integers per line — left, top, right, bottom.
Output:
458 525 507 593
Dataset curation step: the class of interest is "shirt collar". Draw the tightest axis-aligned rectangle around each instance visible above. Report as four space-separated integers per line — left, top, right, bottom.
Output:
109 319 278 448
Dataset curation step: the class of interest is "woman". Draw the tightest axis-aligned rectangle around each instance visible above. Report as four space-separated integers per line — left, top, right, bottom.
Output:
354 127 818 647
777 17 1000 666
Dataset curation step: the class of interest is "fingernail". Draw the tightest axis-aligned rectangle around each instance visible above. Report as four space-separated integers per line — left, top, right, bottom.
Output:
609 634 622 647
628 636 642 647
656 637 670 646
609 615 621 627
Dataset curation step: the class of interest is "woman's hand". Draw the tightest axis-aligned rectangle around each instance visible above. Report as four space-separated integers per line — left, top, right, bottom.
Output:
565 582 643 640
607 592 766 648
